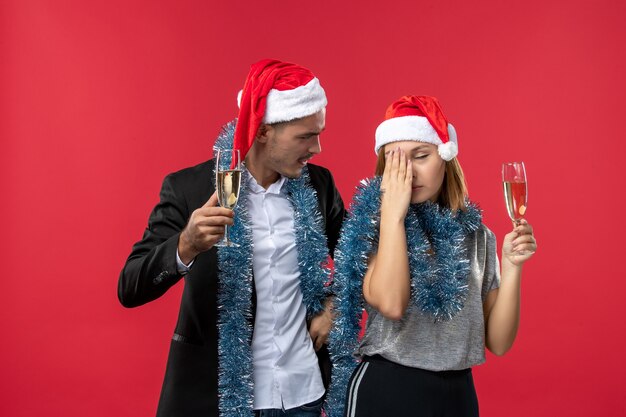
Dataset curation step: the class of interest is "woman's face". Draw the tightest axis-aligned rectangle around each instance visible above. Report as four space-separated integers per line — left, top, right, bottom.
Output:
384 141 446 204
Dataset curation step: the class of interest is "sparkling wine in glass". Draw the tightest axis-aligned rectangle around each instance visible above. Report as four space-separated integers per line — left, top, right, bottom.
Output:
215 149 242 247
502 162 527 226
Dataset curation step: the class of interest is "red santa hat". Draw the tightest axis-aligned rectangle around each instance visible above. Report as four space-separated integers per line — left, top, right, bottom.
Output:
374 95 458 161
232 59 327 160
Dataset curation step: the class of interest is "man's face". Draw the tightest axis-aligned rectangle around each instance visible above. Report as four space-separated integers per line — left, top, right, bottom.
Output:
259 109 326 179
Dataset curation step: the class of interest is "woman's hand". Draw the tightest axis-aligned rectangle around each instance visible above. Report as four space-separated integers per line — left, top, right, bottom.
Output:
380 147 413 222
502 219 537 266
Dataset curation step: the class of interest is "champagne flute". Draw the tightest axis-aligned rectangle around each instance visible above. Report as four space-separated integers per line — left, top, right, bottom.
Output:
215 149 242 247
502 161 532 255
502 161 527 226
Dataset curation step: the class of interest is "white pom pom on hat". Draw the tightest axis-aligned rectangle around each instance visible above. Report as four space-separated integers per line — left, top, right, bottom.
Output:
374 95 458 161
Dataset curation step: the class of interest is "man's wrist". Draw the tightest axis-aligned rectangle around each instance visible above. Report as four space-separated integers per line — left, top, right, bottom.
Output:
176 247 195 275
177 233 198 266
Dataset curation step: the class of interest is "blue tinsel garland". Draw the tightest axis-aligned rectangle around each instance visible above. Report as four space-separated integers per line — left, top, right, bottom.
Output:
213 120 330 416
325 176 482 417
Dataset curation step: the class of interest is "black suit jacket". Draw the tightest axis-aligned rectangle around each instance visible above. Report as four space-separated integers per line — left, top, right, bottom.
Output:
118 160 345 417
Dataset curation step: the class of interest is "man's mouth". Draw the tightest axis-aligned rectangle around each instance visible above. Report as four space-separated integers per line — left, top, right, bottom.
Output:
297 156 312 166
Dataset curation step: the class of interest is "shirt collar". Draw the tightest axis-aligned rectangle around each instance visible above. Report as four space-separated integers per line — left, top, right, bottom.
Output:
246 168 287 195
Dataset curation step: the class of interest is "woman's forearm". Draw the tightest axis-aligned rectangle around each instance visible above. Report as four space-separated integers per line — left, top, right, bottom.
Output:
485 259 522 355
365 215 411 320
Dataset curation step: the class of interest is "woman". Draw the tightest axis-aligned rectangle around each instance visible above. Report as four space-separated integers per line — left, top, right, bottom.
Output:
326 95 537 417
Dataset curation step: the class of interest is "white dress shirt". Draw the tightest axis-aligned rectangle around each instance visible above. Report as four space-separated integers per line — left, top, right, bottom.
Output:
246 173 325 410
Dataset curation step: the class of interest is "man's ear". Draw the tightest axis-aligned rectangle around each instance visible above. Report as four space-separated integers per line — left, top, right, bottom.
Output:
255 124 272 144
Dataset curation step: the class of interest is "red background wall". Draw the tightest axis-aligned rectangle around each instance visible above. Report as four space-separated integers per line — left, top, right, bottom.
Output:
2 1 625 416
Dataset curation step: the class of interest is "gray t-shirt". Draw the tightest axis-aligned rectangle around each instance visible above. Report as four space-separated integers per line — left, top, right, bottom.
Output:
357 224 501 371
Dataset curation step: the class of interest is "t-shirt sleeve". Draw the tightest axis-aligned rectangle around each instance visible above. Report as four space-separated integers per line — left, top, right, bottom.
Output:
481 226 501 301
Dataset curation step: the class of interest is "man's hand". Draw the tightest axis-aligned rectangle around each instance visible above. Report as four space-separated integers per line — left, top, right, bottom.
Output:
178 192 234 264
309 299 335 351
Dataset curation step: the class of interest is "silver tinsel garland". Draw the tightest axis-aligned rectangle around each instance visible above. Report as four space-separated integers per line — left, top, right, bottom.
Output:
213 120 330 416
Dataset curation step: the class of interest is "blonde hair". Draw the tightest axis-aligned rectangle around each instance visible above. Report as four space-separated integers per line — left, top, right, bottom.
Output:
374 148 468 211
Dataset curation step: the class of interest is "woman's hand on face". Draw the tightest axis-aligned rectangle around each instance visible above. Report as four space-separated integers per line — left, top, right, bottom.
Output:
502 219 537 266
380 147 413 221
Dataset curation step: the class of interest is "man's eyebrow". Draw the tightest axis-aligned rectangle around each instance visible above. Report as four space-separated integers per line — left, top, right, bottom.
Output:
298 128 325 137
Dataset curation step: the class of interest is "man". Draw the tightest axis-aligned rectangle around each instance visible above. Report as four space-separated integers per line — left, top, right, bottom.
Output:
118 59 345 417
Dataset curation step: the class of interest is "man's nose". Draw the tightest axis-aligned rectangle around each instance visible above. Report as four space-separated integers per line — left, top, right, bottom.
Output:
309 137 321 154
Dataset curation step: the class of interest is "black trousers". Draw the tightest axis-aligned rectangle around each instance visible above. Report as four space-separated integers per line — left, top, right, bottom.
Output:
344 355 479 417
